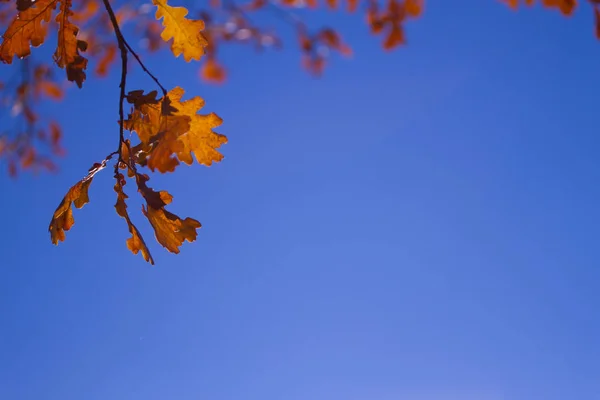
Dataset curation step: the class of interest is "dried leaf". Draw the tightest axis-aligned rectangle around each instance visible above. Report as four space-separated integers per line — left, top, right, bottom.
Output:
0 0 57 63
596 6 600 39
16 0 35 12
48 175 93 244
124 87 226 173
49 157 110 244
153 0 208 62
143 204 201 254
54 0 88 87
114 178 154 264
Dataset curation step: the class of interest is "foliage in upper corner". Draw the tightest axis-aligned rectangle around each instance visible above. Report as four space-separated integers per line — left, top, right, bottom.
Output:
41 0 226 264
0 0 598 263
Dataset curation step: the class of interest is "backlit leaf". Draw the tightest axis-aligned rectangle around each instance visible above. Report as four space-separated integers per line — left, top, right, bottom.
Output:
49 169 93 243
49 156 112 244
168 86 226 167
132 172 201 254
54 0 88 88
152 0 208 62
114 177 154 264
143 204 201 254
0 0 57 63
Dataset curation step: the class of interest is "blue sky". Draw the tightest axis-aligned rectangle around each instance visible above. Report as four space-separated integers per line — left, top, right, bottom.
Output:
2 1 600 399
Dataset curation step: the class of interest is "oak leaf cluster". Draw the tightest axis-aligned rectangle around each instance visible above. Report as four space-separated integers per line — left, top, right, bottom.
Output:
0 0 597 263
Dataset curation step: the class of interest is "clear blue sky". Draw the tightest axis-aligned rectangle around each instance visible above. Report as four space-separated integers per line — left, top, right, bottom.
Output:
2 1 600 399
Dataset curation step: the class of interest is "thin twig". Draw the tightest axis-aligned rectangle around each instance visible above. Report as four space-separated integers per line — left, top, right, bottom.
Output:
122 39 167 96
101 0 128 165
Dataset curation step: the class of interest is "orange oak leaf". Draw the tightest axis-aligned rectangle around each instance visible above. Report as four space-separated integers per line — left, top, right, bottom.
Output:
168 86 226 167
132 172 201 254
114 177 154 264
124 91 189 173
49 169 93 243
49 155 112 244
0 0 57 63
54 0 88 87
143 204 201 254
152 0 208 62
124 87 226 172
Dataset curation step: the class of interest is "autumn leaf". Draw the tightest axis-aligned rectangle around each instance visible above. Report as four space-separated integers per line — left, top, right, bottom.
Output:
54 0 88 87
124 87 226 173
143 204 201 254
200 58 226 83
124 92 189 173
133 172 201 255
152 0 208 62
49 172 93 244
17 0 36 12
48 158 113 243
126 89 160 108
168 86 226 167
0 0 57 63
114 177 154 264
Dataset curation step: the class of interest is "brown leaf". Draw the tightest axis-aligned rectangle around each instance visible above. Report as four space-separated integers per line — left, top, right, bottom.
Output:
0 0 57 63
16 0 35 12
48 175 93 244
143 204 201 254
54 0 88 87
595 6 600 39
114 177 154 264
135 173 172 209
126 89 160 108
49 157 110 244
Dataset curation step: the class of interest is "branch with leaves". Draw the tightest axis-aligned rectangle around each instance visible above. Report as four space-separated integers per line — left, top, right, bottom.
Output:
39 0 227 264
0 0 598 263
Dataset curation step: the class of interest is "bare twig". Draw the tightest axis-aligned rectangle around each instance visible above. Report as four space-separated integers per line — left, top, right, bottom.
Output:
101 0 128 164
122 39 167 96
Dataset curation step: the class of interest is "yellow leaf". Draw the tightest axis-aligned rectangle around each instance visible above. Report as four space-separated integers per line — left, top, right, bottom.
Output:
152 0 208 62
168 86 227 167
124 87 226 173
